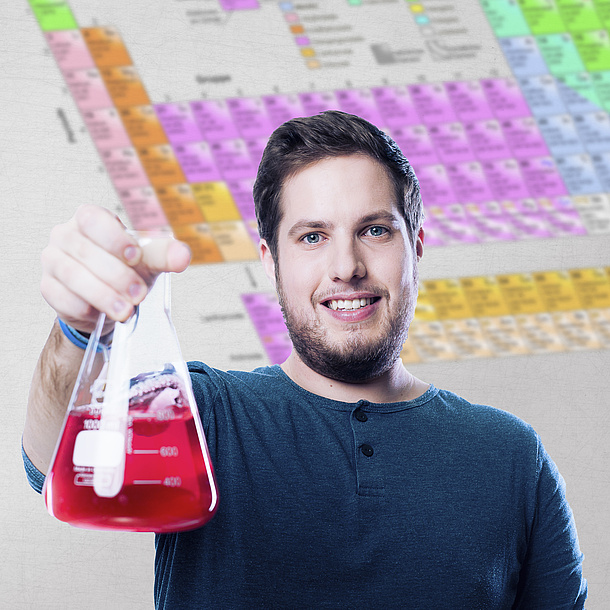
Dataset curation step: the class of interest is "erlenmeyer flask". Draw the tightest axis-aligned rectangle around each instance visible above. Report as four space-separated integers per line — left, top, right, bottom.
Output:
44 269 218 533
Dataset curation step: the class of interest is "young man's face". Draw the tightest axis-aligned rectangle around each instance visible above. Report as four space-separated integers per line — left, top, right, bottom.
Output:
260 154 424 383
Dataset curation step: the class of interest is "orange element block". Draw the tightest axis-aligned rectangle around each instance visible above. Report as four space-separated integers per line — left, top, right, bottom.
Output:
290 25 305 34
81 27 132 67
171 224 224 264
119 105 168 147
155 184 205 226
137 144 186 187
100 66 150 107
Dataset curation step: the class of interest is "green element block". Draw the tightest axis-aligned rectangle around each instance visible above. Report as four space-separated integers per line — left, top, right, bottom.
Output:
592 0 610 29
592 70 610 108
518 0 567 34
559 71 603 105
480 0 531 37
556 0 603 32
27 0 78 31
349 0 362 4
574 29 610 71
536 33 586 74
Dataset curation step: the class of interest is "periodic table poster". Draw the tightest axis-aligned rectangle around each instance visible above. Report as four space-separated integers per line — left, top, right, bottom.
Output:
2 0 609 606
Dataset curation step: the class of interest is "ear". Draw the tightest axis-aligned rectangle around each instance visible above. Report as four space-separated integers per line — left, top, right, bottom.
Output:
259 239 277 289
415 227 424 261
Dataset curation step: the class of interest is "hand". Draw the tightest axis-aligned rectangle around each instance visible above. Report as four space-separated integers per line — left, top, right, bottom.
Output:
40 205 191 335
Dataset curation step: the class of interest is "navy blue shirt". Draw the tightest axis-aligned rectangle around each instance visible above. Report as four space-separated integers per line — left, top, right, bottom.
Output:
25 363 587 608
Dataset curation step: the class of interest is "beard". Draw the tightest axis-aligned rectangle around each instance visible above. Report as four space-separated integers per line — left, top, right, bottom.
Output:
276 270 417 384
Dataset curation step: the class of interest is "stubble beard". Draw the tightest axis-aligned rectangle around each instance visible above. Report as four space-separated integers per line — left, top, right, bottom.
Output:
276 268 418 384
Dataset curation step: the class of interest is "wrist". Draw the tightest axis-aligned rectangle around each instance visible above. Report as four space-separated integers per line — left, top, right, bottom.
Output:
57 318 113 351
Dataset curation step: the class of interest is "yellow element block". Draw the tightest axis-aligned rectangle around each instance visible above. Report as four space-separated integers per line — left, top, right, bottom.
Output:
191 181 242 223
171 223 223 264
412 285 438 322
497 273 546 315
81 27 132 67
460 276 510 318
307 59 321 69
119 105 168 147
410 4 424 13
423 279 472 320
137 144 186 187
156 184 205 226
533 270 581 312
209 221 259 262
100 66 150 107
301 48 316 57
568 267 610 309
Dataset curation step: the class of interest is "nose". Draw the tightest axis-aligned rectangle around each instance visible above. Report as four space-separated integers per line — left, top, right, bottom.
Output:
327 236 366 283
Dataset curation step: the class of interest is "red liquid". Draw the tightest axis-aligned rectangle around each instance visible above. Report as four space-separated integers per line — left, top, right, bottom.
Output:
44 404 218 532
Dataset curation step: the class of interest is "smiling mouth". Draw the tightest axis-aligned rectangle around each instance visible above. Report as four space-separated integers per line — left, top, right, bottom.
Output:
322 297 381 311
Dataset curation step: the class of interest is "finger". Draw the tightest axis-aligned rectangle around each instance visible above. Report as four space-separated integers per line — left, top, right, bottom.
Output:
136 238 191 279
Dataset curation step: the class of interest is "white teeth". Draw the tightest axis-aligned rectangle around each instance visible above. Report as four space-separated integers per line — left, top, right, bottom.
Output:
327 297 375 311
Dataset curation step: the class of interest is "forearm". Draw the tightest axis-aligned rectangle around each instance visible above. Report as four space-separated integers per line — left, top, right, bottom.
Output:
23 320 85 475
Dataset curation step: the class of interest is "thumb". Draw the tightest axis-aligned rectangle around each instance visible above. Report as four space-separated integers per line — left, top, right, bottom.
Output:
135 238 192 283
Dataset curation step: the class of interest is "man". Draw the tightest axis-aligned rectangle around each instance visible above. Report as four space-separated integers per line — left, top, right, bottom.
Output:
23 111 587 608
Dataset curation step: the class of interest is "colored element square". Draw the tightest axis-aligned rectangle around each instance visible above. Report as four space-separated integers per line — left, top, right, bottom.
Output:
210 221 258 261
519 0 567 35
175 141 222 183
44 30 94 70
83 107 131 150
295 36 310 46
227 97 273 139
101 146 149 189
81 27 132 67
192 181 242 222
100 66 150 107
290 25 305 34
155 184 205 225
301 48 316 57
306 59 321 69
498 36 549 77
536 33 586 75
137 144 186 187
63 68 113 110
155 103 203 144
573 29 610 71
410 4 424 13
336 88 384 126
191 99 240 141
480 0 531 37
28 0 78 31
118 186 169 230
119 105 168 147
172 224 223 264
556 0 603 32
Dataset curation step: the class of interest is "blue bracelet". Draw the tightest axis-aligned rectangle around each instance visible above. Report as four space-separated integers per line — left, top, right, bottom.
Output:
58 318 113 351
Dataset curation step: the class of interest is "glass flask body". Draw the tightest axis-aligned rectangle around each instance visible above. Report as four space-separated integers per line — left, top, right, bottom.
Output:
44 272 218 532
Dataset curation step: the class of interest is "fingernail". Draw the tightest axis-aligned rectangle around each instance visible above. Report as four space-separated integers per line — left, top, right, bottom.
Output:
129 283 143 298
113 299 128 314
124 245 138 262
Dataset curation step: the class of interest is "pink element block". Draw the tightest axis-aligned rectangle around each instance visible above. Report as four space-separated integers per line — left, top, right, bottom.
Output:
227 97 273 139
417 164 457 206
504 200 553 239
262 94 305 128
117 186 169 230
518 157 567 197
390 125 439 166
427 122 474 164
284 13 300 23
191 99 240 142
210 138 256 180
482 159 530 200
335 88 384 126
444 80 494 122
219 0 259 9
227 179 256 220
155 103 203 144
481 78 531 119
447 162 494 203
245 136 269 171
408 83 457 125
45 30 95 71
299 91 341 115
100 147 149 189
371 86 420 128
174 141 221 182
501 117 549 159
63 68 113 110
464 119 511 161
82 107 130 150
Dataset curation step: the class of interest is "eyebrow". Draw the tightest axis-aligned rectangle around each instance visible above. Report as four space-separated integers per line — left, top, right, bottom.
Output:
286 211 402 239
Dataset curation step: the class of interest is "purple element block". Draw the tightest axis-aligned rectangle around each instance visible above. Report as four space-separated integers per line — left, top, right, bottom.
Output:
191 99 240 142
518 157 568 197
227 179 256 220
408 83 457 125
371 86 420 128
117 186 168 230
427 122 474 164
45 31 95 71
154 103 203 144
174 141 221 183
430 204 481 244
518 75 566 118
227 97 273 139
295 36 310 46
544 196 587 236
503 199 554 239
210 138 256 180
465 119 512 160
219 0 260 9
420 216 446 247
482 159 531 200
390 125 439 166
262 94 305 128
444 80 494 122
498 36 548 78
82 107 131 151
64 68 113 111
481 78 531 119
447 161 494 203
466 202 516 242
245 136 269 170
335 88 384 127
501 117 549 159
299 91 341 115
101 147 149 189
417 164 457 206
555 153 604 195
242 293 288 336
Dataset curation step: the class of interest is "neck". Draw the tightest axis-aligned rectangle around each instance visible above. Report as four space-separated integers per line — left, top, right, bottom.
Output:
280 351 429 404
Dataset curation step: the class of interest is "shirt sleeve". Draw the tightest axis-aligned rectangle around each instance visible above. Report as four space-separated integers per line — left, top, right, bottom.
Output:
513 437 587 609
22 442 45 494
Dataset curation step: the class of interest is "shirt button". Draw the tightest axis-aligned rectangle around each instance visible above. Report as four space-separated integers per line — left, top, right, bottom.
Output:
360 444 374 457
354 409 368 422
